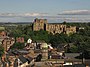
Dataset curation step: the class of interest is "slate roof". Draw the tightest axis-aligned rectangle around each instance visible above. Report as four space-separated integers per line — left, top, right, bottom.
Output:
64 64 86 67
18 55 28 63
73 64 86 67
64 65 73 67
65 53 80 59
26 57 33 64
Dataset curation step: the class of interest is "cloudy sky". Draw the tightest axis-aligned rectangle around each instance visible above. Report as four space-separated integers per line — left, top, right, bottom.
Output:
0 0 90 23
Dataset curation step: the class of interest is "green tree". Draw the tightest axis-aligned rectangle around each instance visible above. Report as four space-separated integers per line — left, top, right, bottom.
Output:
0 45 4 57
31 30 49 42
11 43 25 49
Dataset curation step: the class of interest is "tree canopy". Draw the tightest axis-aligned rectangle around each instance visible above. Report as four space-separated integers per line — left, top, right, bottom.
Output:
0 45 4 57
6 23 90 53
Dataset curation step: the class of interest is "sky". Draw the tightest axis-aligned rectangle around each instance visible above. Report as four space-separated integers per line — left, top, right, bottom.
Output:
0 0 90 22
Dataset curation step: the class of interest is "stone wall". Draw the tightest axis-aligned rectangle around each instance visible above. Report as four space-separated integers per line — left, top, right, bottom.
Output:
33 18 76 35
33 18 47 31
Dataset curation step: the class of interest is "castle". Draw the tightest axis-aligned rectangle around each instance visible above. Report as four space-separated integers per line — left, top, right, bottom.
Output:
33 18 76 35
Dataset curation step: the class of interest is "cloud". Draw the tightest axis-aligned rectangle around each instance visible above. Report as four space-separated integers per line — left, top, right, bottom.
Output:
58 10 90 15
0 13 48 17
45 16 90 22
0 13 17 17
24 13 48 16
0 12 90 22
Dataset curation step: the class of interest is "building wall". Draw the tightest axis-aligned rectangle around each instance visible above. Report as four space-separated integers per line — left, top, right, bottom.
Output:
46 24 66 34
2 38 15 51
41 49 48 59
19 62 28 67
16 37 24 43
0 31 7 38
33 18 76 35
33 18 47 31
8 56 16 67
66 26 76 35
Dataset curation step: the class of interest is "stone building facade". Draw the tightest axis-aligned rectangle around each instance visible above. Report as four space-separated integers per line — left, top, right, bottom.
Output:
0 31 7 38
33 18 76 35
33 18 47 31
16 37 24 43
2 37 15 51
46 23 66 34
66 26 76 34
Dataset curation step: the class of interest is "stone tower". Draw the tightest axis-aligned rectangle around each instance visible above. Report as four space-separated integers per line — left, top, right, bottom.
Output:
33 18 47 31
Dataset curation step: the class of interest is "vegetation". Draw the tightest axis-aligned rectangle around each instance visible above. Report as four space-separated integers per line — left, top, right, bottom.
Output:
75 50 90 59
0 45 4 57
5 23 90 53
11 42 25 49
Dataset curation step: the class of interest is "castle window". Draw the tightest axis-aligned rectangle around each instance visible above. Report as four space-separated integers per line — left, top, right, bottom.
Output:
60 28 62 30
53 31 55 33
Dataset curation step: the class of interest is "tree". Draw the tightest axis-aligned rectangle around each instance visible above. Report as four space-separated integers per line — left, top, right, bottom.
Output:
11 43 25 49
63 21 67 24
0 45 4 57
75 50 90 59
49 33 69 48
31 30 49 43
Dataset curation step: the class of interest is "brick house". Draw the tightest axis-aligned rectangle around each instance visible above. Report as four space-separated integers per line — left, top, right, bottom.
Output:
16 37 24 43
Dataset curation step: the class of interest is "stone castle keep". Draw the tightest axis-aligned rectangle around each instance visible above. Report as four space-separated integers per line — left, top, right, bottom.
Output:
33 18 76 35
